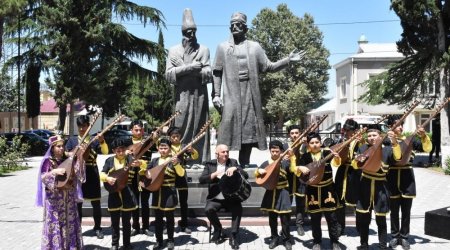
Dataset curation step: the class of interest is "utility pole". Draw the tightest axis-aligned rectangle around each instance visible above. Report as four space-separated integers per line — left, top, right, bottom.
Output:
17 14 21 133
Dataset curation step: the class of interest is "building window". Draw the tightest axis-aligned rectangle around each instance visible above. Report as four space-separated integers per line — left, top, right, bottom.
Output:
420 113 431 132
340 77 347 98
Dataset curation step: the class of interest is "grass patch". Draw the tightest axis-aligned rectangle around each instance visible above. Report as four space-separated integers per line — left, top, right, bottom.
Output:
0 164 31 176
427 166 445 173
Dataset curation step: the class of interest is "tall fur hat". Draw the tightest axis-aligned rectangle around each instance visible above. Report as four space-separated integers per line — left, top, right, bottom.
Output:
182 8 197 31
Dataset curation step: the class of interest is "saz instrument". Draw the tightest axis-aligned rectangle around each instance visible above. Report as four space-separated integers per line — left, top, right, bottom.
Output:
255 115 328 190
128 111 181 159
304 127 368 185
331 115 387 164
104 111 181 193
143 120 212 192
55 111 101 188
394 97 450 166
356 100 420 173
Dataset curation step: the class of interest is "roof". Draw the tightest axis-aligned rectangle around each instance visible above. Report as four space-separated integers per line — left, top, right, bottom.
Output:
307 97 336 115
40 98 84 113
334 42 404 69
354 43 404 58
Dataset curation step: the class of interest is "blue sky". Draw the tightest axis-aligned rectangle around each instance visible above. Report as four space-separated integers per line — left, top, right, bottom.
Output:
122 0 402 99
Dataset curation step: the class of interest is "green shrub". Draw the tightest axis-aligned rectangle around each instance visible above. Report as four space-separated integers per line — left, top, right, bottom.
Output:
445 157 450 175
0 136 30 175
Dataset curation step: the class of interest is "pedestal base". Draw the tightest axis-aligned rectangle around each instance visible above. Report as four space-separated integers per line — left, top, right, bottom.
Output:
425 207 450 240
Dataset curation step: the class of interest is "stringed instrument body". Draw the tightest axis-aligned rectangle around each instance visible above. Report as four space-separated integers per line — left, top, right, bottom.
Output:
143 120 212 192
103 155 135 193
56 111 103 188
255 115 330 190
393 98 450 167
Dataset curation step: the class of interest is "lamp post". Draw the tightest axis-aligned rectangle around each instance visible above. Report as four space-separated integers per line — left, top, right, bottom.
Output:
17 14 21 133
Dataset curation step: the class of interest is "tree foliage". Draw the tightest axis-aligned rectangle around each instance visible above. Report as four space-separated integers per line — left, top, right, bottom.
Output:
360 0 447 106
121 30 173 126
247 4 330 125
3 0 166 129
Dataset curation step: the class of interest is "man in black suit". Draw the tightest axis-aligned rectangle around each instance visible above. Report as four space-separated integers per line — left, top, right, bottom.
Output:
199 144 249 250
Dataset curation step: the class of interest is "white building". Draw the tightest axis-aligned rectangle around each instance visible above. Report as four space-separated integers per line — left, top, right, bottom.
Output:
330 36 435 132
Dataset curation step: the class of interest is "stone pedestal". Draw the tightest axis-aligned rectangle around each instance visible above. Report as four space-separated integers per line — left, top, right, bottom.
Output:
425 207 450 240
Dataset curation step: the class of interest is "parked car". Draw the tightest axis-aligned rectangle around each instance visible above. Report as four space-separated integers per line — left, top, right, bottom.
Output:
0 132 50 156
24 129 56 141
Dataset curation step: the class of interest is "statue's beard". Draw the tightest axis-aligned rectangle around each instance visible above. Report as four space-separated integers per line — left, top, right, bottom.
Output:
182 37 198 54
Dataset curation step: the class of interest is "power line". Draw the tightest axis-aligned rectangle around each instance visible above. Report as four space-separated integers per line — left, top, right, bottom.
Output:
118 19 400 27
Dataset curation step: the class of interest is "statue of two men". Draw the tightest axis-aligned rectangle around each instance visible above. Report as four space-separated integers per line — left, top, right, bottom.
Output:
166 10 303 167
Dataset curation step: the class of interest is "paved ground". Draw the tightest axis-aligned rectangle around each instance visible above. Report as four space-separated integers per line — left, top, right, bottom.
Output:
1 149 450 249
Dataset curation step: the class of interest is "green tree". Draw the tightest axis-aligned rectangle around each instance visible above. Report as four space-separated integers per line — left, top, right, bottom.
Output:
3 0 166 131
360 0 450 165
0 0 27 61
121 30 172 127
247 4 330 128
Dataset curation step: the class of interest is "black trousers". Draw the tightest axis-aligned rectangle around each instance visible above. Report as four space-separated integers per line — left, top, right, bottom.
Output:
111 210 132 247
429 141 441 162
310 211 340 244
238 143 257 167
294 195 306 226
356 211 387 247
77 200 102 230
390 197 413 239
336 203 352 233
130 187 151 230
178 189 189 227
154 209 174 243
131 187 140 230
205 199 242 235
269 212 291 242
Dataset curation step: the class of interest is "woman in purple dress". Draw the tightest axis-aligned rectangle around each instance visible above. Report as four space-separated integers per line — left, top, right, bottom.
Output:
35 135 86 249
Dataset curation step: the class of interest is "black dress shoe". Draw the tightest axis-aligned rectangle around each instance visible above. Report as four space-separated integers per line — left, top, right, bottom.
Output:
167 240 175 250
123 244 134 250
153 241 163 250
211 228 223 244
142 228 154 236
269 236 279 249
130 229 139 236
297 225 305 236
95 230 104 239
284 240 292 250
110 246 119 250
229 236 239 250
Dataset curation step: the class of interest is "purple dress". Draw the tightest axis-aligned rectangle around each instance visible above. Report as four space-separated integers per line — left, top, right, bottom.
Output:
40 157 85 250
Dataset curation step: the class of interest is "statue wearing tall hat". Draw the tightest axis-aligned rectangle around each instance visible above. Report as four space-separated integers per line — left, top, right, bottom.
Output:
165 8 212 164
212 12 305 169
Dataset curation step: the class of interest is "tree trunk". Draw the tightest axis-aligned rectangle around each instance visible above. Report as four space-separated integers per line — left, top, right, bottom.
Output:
68 102 74 136
57 104 67 132
276 112 284 131
0 17 4 61
437 10 450 168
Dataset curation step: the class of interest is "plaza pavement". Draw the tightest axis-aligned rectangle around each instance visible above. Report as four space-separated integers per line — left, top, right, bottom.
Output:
1 148 450 249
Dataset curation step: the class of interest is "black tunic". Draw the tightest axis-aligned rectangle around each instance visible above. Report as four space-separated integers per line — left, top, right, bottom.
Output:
283 142 307 197
386 136 427 199
259 159 292 213
334 139 360 206
102 155 138 211
147 157 178 211
66 136 105 200
355 144 397 215
298 149 340 213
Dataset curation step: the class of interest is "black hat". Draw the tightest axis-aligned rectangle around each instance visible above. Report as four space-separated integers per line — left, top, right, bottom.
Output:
386 114 402 127
366 124 381 131
343 119 359 131
269 140 283 150
111 138 127 149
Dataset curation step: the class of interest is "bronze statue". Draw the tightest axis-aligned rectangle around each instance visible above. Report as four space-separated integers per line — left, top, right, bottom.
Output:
165 8 212 164
212 12 304 167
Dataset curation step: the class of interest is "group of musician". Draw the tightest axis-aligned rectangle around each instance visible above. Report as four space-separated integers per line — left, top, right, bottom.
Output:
37 111 433 250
